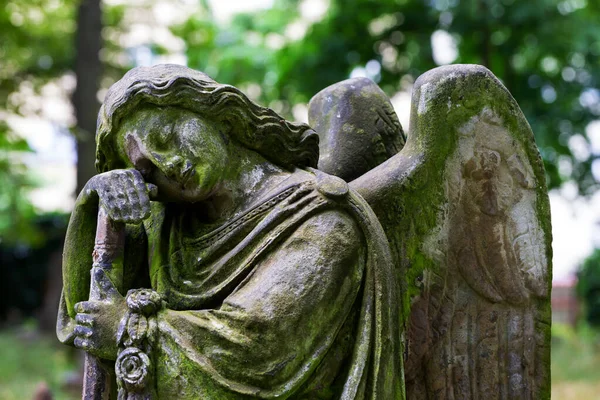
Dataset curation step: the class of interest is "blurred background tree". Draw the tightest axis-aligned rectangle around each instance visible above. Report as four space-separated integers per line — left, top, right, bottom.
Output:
0 0 600 397
577 249 600 327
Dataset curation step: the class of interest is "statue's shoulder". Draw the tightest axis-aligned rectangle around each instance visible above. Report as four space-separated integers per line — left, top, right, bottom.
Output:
304 168 389 254
309 167 349 199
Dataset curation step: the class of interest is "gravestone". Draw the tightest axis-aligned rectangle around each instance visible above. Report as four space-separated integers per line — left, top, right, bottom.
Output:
57 63 551 399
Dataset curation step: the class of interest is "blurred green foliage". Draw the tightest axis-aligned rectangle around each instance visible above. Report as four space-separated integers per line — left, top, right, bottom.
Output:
551 322 600 399
0 122 41 245
552 322 600 382
0 327 79 400
0 0 74 245
174 0 600 194
0 0 74 247
0 0 76 92
0 0 127 245
577 249 600 327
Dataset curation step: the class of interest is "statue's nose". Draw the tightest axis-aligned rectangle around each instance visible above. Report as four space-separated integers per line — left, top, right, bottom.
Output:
164 156 194 184
181 160 195 183
164 155 184 179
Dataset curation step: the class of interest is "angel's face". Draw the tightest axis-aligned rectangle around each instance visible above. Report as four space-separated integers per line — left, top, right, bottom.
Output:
463 149 514 215
116 106 230 203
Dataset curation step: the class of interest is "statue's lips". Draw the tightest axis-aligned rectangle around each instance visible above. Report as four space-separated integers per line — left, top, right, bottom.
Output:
143 161 196 193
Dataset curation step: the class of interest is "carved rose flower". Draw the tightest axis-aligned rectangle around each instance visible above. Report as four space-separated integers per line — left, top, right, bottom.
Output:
126 289 163 316
115 347 151 391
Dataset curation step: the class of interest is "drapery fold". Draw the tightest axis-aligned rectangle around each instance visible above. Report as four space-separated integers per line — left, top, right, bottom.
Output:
58 170 404 399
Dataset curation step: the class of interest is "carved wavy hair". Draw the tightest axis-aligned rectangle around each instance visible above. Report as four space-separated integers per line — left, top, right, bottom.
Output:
95 64 319 172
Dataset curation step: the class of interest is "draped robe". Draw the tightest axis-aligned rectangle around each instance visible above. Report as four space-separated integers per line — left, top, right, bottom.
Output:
58 169 404 399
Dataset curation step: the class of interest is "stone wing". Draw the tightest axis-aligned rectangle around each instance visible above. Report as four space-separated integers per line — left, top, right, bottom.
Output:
308 76 406 182
349 65 552 399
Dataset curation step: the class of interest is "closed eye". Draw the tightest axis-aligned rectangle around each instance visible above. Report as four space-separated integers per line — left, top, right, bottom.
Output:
153 124 175 149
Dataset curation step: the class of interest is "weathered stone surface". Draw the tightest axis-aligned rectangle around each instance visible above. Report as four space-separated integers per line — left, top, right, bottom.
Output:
350 65 552 399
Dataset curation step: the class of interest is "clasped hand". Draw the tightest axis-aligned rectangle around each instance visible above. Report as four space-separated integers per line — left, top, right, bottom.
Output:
74 268 127 360
82 168 157 224
74 169 157 360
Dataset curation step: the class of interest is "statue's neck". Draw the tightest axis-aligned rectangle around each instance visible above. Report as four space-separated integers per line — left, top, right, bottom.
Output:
191 148 292 224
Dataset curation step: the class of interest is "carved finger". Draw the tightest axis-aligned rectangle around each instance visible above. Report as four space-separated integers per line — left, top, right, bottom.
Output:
116 193 132 219
124 190 144 222
123 187 144 222
146 183 158 200
116 169 129 181
107 185 130 221
133 200 151 222
131 170 152 194
97 188 122 221
132 172 151 199
116 191 127 204
106 204 125 223
117 204 135 223
130 168 147 188
130 169 150 202
100 187 116 208
74 325 93 338
74 337 91 350
93 268 122 301
75 313 95 327
75 301 99 314
130 206 150 223
131 187 152 221
107 186 142 223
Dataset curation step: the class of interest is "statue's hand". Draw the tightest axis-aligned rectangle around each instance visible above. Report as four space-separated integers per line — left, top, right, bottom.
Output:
74 269 126 360
82 169 157 224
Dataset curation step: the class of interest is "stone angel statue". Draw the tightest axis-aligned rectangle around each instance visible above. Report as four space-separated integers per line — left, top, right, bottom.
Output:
57 64 403 399
309 64 552 399
57 63 550 400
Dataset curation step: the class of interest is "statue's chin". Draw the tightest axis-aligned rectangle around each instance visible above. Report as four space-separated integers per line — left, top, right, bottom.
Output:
145 168 204 203
153 186 206 204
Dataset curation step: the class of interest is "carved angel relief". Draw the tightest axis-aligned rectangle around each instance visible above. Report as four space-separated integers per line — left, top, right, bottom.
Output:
411 107 549 399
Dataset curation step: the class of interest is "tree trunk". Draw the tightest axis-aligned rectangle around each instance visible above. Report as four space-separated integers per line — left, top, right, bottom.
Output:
73 0 103 195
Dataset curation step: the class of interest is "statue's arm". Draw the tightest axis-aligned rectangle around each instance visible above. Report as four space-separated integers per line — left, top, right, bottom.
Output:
57 169 152 344
153 210 365 395
61 187 102 320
